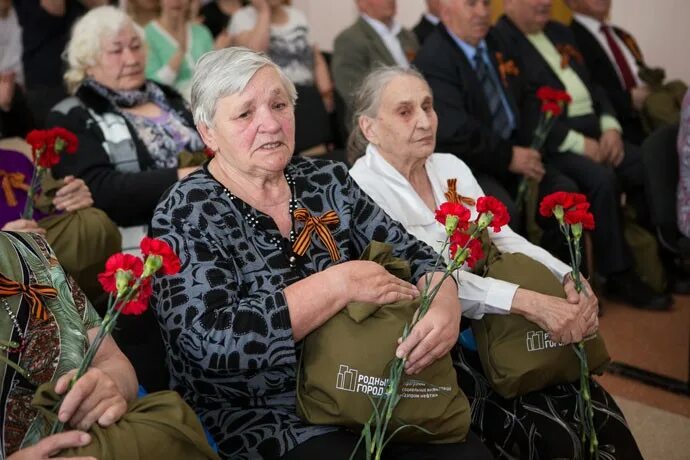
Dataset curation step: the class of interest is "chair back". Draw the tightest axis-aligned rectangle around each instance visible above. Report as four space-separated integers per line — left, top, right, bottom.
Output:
641 124 683 252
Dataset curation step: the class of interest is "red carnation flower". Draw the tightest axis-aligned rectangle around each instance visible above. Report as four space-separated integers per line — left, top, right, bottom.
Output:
541 101 563 117
539 191 586 218
564 208 595 230
25 130 47 153
50 127 79 154
98 253 144 294
536 86 559 102
435 202 471 228
449 232 484 269
476 196 511 232
140 237 181 276
117 277 152 316
25 127 78 169
553 89 572 103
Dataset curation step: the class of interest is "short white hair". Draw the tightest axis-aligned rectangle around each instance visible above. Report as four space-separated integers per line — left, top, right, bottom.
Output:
191 47 298 127
64 6 144 94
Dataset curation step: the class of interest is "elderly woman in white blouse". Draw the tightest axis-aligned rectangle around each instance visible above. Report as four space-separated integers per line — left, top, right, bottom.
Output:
348 66 644 460
348 66 596 339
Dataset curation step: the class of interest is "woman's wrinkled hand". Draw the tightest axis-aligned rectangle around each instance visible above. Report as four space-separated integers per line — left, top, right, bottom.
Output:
394 275 460 375
331 260 420 306
53 176 93 212
563 276 599 338
396 294 461 375
7 431 95 460
54 367 128 431
512 288 588 345
2 219 46 235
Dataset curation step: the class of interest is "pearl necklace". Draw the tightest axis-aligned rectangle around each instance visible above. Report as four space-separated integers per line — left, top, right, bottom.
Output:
1 297 24 351
0 296 31 378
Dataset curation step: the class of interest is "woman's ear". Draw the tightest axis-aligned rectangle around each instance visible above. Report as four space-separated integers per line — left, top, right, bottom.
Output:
197 122 218 153
359 115 379 146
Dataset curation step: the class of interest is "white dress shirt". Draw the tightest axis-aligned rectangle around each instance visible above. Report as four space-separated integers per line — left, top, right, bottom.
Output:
424 13 440 25
350 144 572 319
573 13 642 87
361 14 410 68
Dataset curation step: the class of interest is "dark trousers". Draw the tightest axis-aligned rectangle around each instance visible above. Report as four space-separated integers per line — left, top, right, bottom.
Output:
280 430 493 460
545 145 646 276
457 348 644 460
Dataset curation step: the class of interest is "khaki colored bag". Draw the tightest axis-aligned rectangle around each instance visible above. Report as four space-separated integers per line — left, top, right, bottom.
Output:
622 205 667 293
296 242 470 443
32 385 220 460
471 252 610 399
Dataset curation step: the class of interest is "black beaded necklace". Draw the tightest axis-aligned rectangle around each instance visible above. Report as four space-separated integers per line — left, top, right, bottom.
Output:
221 171 300 267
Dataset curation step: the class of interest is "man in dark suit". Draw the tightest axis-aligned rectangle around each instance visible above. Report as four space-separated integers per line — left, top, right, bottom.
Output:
565 0 648 145
493 0 674 309
413 0 441 45
566 0 686 145
414 0 577 237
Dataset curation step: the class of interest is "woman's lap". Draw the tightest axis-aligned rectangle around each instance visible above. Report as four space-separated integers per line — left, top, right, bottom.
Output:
280 429 493 460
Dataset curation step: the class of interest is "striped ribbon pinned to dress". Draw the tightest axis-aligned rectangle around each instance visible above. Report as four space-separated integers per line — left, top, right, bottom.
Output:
0 170 29 207
0 272 57 321
445 178 476 206
291 208 341 261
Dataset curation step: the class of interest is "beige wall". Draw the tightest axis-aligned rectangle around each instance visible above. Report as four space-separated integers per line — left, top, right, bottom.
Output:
292 0 427 51
610 0 690 83
296 0 689 83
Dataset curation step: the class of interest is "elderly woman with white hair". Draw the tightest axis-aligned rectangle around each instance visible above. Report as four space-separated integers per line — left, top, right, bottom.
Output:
150 47 492 459
46 5 203 231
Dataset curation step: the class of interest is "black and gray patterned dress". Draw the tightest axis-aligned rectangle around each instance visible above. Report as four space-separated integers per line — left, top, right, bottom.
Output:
150 157 441 459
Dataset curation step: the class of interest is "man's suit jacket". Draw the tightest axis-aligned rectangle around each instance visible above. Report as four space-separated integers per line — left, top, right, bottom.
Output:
413 15 436 45
493 16 618 154
570 19 645 144
332 17 419 108
413 24 521 180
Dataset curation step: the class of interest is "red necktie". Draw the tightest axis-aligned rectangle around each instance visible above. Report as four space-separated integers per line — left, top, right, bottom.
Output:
600 24 637 90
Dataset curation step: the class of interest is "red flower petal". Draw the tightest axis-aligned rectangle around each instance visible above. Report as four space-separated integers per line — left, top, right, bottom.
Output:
116 278 152 315
140 237 181 275
541 101 563 117
434 202 471 227
536 86 557 102
98 253 144 294
449 232 484 269
476 195 511 232
564 208 596 230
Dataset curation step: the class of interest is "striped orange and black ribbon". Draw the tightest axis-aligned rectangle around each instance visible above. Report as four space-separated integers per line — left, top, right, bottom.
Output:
0 272 57 321
291 208 341 261
0 170 29 207
445 178 475 206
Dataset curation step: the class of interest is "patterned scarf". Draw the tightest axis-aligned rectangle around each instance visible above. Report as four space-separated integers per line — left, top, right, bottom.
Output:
82 78 166 108
81 79 203 169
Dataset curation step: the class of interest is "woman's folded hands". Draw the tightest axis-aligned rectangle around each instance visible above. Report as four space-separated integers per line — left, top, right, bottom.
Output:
512 276 599 345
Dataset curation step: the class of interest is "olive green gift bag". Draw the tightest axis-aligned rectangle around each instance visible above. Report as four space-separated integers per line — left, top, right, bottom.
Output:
296 241 470 443
471 252 610 399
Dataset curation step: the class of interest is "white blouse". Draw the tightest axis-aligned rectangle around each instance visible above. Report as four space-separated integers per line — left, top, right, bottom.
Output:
350 144 571 319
